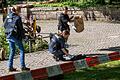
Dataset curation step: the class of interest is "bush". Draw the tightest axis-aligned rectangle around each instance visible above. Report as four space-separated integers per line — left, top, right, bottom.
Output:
0 27 9 57
33 1 109 8
33 2 93 8
33 38 48 52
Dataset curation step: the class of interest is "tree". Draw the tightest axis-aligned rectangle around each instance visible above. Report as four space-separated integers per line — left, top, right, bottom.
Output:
109 0 120 4
1 0 7 8
95 0 105 5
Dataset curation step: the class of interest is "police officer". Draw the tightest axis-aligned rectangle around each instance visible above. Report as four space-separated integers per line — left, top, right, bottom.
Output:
58 7 73 33
3 7 30 71
49 30 87 61
49 30 74 61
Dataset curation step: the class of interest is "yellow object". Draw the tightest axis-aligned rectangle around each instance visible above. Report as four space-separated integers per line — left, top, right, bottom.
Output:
33 15 36 33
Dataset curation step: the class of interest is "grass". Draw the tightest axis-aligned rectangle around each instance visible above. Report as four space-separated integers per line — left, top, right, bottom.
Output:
63 60 120 80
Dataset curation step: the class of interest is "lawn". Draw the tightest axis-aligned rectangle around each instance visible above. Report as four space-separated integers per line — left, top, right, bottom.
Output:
63 60 120 80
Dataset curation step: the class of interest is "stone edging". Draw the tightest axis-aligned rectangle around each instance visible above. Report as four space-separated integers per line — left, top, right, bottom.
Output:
0 52 120 80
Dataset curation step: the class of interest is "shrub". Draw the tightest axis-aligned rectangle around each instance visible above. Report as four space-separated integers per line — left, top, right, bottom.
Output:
33 38 48 51
0 27 48 58
0 27 9 57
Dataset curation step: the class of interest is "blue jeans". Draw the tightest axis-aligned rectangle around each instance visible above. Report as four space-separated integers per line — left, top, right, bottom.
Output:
8 39 26 68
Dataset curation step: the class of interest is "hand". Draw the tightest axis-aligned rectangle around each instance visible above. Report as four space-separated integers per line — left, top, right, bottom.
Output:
70 16 74 19
67 22 71 25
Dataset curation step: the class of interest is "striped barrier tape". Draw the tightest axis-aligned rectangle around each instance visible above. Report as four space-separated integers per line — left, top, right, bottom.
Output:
0 52 120 80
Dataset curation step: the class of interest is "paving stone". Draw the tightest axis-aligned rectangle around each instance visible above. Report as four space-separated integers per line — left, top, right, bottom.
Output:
0 20 120 76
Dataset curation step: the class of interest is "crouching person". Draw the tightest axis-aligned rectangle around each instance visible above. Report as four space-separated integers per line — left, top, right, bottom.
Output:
49 30 86 61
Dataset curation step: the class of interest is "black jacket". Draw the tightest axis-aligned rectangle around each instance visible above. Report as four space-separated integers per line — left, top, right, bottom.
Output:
49 34 66 53
3 12 25 40
58 13 70 31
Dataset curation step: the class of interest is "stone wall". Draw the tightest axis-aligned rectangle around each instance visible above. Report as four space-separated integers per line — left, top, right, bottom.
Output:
21 6 120 21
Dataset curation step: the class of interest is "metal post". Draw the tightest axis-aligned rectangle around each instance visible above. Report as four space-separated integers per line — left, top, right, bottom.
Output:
27 0 30 20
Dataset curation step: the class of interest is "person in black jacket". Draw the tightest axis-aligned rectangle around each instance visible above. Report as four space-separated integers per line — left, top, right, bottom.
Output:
49 30 86 61
3 7 30 72
49 30 71 61
58 7 73 33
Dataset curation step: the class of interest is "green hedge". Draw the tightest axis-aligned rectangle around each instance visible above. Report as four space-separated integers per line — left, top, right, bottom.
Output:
34 2 97 8
0 27 9 56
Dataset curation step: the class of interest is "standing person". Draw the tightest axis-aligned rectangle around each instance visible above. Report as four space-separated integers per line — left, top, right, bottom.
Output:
83 10 88 21
91 10 96 21
3 7 30 71
58 7 73 34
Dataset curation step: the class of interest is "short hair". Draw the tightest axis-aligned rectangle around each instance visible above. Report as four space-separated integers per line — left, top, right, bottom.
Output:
63 30 70 35
11 7 16 12
64 6 68 10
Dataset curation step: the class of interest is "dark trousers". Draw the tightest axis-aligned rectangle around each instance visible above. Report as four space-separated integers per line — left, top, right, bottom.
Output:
52 49 68 60
53 51 86 61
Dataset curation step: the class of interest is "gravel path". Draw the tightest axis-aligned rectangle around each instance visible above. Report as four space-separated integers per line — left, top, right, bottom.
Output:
0 20 120 76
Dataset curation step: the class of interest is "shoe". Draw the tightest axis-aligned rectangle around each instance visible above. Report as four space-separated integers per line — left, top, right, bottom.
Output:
9 67 17 72
21 67 30 71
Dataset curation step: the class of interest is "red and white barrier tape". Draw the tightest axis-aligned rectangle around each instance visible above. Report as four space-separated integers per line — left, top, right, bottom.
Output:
0 52 120 80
